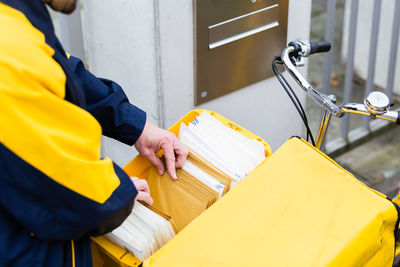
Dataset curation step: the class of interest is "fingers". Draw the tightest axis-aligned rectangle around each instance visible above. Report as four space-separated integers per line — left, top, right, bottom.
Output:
161 140 177 180
131 177 150 193
136 191 153 206
143 149 165 175
133 120 187 179
131 177 153 205
174 143 189 169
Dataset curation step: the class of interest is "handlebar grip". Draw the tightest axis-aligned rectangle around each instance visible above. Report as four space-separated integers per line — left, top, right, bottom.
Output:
309 41 331 55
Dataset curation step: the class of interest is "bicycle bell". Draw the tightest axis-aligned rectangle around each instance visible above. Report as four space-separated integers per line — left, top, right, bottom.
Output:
364 91 390 115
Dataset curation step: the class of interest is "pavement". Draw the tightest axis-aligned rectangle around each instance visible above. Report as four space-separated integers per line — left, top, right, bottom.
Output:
306 0 400 197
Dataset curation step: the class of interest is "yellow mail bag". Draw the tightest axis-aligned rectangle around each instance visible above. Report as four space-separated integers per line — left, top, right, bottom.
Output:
144 137 400 267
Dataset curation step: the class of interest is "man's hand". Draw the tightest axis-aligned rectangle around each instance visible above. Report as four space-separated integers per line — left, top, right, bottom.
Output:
131 177 153 205
134 121 189 179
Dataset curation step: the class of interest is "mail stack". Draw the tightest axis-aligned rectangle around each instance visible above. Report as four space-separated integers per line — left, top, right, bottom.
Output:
106 111 266 260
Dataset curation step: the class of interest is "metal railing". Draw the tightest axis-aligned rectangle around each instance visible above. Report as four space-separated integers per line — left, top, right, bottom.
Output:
318 0 400 156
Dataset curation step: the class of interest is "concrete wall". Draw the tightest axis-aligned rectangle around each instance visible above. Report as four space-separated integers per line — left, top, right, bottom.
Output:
79 0 312 166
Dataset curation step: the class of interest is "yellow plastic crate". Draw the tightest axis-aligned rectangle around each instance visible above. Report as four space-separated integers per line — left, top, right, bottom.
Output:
91 109 272 266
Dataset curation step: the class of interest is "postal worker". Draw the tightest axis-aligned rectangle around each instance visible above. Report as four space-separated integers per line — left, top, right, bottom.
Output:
0 0 188 266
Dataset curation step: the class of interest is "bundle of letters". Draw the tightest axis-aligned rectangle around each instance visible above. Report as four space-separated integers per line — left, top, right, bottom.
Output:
106 111 266 260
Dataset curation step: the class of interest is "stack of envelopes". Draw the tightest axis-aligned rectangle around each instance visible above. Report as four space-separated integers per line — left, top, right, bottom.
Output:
147 152 234 232
178 111 266 185
105 111 266 260
105 201 176 261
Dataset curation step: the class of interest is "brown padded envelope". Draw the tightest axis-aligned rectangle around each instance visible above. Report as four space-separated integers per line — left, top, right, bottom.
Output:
147 167 213 232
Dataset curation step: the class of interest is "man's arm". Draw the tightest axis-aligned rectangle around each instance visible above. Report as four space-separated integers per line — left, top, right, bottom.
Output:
67 56 189 179
0 13 138 240
68 55 146 145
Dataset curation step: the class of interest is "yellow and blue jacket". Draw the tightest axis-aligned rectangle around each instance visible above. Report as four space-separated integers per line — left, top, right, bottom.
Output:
0 0 145 266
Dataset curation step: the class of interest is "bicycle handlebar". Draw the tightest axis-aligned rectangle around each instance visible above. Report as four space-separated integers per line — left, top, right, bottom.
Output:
340 103 400 124
280 39 400 124
309 41 331 55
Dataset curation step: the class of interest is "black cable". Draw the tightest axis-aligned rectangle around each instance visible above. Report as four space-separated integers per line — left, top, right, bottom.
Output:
272 61 312 143
273 61 315 146
272 61 310 142
273 63 314 146
272 60 308 128
272 60 315 146
272 62 306 131
273 62 315 146
272 62 313 144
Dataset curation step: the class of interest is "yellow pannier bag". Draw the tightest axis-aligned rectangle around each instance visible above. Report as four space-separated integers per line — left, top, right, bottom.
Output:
144 137 400 267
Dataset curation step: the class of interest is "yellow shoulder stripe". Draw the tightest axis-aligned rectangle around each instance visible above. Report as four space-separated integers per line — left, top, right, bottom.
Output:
0 3 120 204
